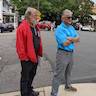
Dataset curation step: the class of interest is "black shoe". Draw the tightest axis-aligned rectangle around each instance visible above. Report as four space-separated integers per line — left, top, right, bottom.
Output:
29 90 39 96
65 86 77 92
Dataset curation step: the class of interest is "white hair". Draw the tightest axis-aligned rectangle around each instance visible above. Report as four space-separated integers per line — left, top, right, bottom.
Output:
62 9 73 16
25 7 40 19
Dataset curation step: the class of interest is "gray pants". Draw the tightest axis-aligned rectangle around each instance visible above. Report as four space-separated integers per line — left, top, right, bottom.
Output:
51 49 74 96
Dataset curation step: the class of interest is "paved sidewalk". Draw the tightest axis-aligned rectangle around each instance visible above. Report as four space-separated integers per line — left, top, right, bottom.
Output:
0 83 96 96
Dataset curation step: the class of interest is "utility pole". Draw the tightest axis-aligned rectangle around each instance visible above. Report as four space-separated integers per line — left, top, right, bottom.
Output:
37 0 40 10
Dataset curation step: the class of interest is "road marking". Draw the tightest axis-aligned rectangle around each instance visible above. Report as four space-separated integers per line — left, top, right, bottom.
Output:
0 57 2 60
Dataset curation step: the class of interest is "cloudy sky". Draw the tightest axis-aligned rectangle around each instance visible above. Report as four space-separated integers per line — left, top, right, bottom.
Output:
92 0 96 3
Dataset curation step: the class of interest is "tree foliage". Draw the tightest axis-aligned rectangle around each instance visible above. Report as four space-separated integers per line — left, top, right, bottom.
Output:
11 0 94 19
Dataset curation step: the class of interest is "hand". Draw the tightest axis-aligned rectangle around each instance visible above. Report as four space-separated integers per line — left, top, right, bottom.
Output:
64 37 72 46
67 37 73 42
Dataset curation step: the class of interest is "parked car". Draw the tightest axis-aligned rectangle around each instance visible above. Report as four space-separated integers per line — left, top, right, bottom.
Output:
38 21 51 30
0 23 14 33
81 25 94 31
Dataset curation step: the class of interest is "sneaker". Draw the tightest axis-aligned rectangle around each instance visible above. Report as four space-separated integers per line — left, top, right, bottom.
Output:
51 92 57 96
30 90 39 96
65 86 77 92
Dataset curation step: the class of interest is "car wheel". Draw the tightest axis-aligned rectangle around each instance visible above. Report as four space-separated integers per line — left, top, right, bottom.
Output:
0 29 3 33
9 30 12 32
81 28 83 31
45 28 48 31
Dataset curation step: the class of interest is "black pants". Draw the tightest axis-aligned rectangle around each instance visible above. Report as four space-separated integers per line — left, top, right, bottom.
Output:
20 60 38 96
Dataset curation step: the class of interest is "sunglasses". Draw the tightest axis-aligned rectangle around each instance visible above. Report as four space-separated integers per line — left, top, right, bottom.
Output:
66 16 72 19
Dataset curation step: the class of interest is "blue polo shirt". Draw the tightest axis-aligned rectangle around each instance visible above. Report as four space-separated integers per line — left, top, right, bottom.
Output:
55 22 79 51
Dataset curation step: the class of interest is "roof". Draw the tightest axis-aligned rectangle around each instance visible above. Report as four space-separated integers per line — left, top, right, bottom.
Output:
3 12 15 16
90 15 96 20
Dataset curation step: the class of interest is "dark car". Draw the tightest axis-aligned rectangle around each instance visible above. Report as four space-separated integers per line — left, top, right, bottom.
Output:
0 23 14 33
72 23 79 30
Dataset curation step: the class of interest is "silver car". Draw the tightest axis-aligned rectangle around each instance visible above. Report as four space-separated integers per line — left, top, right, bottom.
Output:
0 23 14 33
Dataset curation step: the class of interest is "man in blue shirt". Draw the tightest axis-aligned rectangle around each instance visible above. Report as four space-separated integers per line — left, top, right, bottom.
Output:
51 9 80 96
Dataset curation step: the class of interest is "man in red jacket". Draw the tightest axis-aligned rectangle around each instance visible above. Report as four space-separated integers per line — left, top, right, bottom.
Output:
16 7 43 96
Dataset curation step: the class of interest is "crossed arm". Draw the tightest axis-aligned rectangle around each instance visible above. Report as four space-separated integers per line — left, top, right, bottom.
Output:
64 36 80 46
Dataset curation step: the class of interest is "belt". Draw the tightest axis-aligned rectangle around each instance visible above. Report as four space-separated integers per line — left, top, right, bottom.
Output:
58 48 73 52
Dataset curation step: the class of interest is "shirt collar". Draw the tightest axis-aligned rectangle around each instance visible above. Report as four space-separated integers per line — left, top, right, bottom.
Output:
61 21 71 28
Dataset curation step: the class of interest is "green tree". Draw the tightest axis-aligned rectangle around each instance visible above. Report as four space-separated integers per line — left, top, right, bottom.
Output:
11 0 94 21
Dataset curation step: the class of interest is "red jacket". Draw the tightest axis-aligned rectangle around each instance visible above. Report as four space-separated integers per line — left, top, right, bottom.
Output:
16 19 43 63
